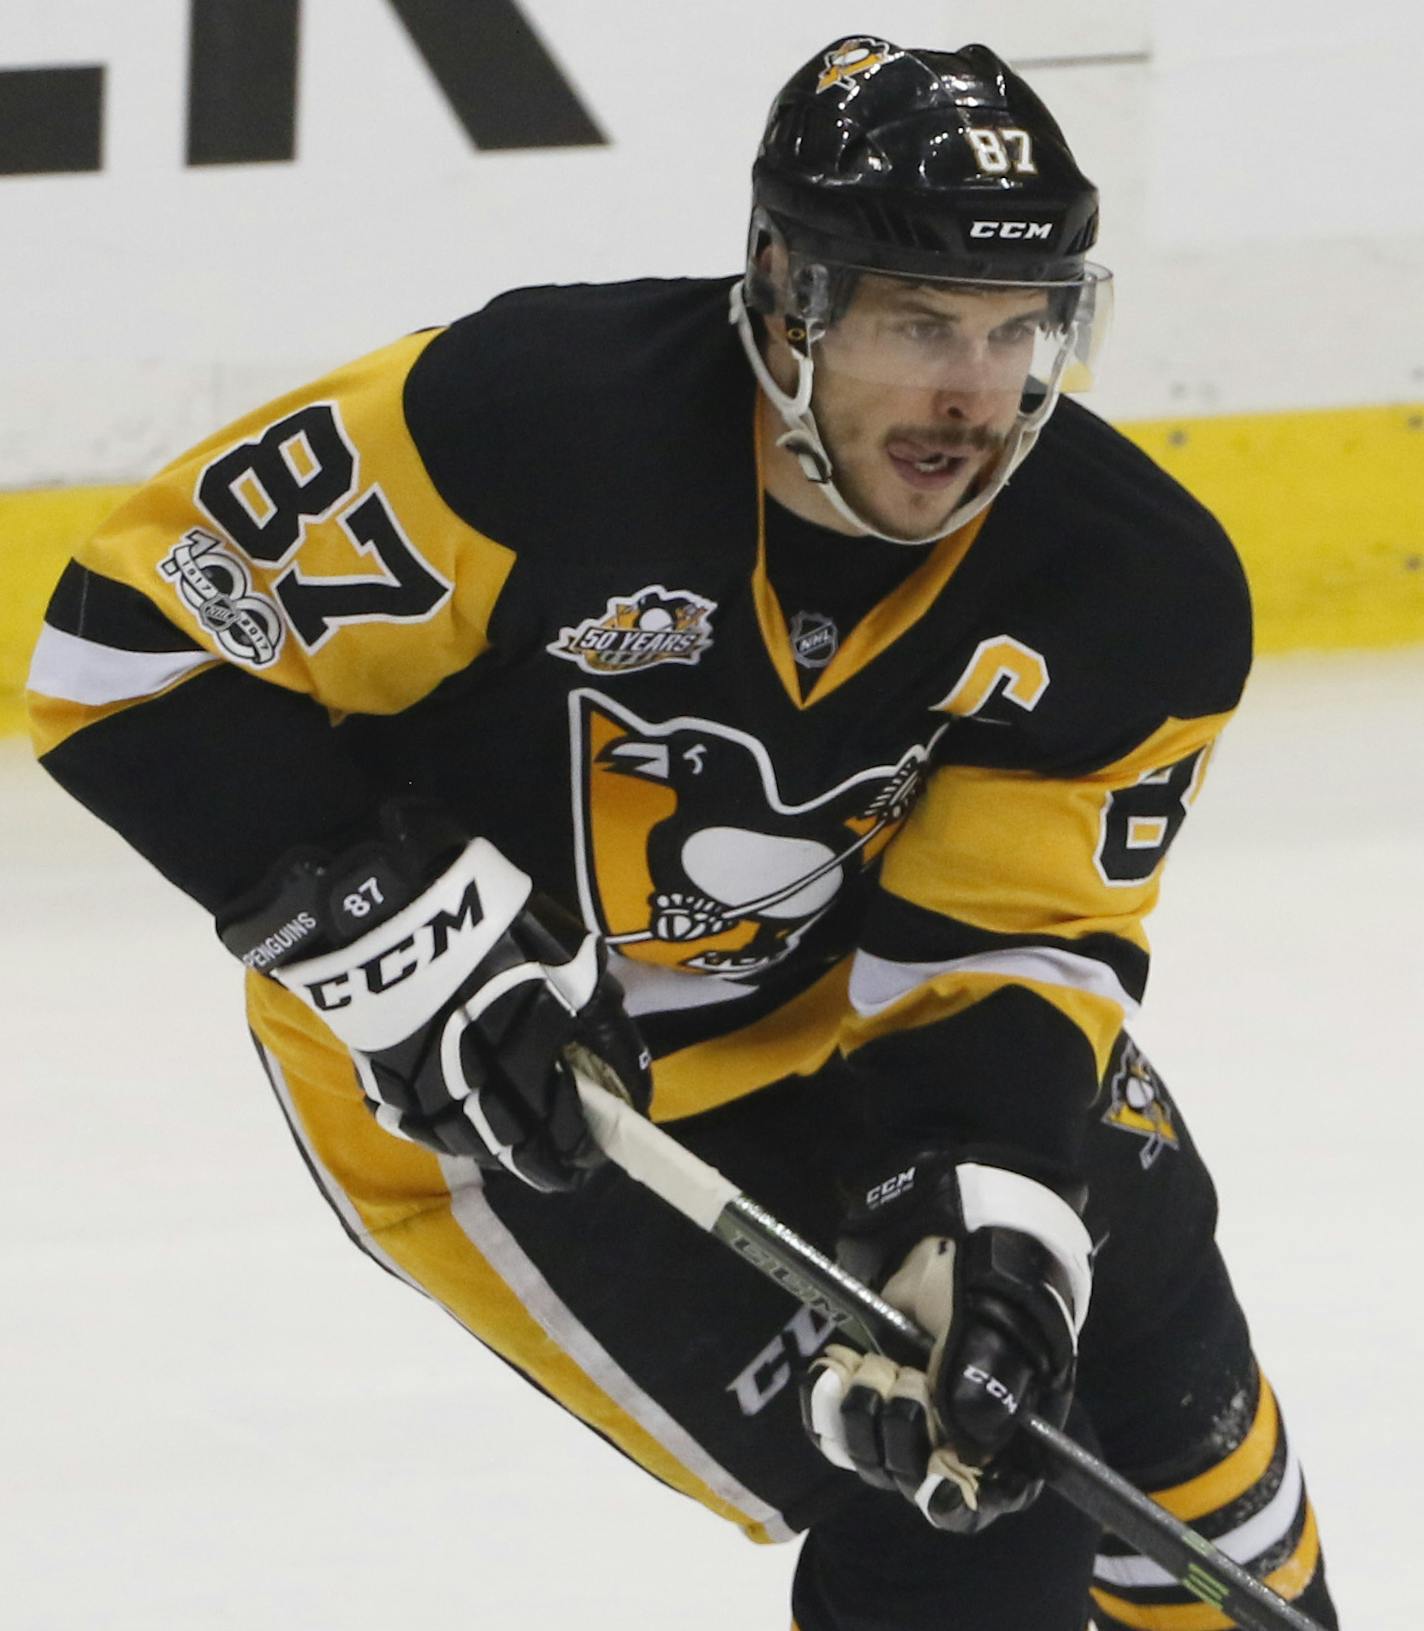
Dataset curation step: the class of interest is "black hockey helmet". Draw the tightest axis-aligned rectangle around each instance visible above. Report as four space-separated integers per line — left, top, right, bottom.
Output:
732 37 1113 544
749 37 1100 288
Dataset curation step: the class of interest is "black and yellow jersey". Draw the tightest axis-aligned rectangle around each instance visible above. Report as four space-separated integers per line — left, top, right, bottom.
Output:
28 276 1250 1179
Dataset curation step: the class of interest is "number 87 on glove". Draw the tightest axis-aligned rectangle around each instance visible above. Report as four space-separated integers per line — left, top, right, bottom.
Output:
220 800 652 1192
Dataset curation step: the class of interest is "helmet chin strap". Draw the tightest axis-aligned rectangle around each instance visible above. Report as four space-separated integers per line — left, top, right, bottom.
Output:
730 280 1047 548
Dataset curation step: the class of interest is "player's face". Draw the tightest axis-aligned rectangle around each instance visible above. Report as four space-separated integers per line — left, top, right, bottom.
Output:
810 276 1049 540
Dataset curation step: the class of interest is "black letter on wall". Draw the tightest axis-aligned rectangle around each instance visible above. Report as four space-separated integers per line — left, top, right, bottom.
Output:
0 65 104 176
2 0 603 178
187 0 300 166
384 0 604 149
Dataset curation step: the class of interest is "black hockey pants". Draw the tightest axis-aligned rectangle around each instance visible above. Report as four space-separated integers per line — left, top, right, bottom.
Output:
269 1010 1340 1630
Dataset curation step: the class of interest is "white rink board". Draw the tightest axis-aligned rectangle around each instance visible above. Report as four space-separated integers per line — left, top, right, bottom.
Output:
2 647 1422 1627
3 0 1423 487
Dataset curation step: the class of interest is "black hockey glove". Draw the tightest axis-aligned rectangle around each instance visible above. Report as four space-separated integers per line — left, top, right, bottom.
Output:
800 1154 1091 1532
219 801 651 1192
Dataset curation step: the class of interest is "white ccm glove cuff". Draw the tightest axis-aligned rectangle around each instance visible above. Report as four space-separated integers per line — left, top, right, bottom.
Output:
956 1163 1094 1333
271 838 533 1052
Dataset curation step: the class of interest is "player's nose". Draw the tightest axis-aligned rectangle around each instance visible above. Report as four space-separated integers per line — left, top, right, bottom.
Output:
927 385 998 427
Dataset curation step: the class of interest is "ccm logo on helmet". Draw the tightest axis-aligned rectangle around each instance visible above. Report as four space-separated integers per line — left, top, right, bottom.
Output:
970 220 1053 240
305 884 485 1011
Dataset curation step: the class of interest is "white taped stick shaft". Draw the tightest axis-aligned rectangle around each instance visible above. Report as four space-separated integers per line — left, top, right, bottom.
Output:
576 1076 741 1232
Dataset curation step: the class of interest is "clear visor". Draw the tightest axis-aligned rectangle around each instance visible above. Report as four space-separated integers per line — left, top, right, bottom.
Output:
779 256 1113 402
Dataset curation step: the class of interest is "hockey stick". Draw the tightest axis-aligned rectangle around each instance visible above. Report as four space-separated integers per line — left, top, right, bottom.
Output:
575 1077 1326 1631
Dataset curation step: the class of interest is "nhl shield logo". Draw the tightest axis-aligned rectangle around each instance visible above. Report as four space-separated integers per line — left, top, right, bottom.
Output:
789 610 837 670
548 585 716 676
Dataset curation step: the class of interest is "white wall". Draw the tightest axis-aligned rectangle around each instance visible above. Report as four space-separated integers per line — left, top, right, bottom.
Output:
3 0 1421 488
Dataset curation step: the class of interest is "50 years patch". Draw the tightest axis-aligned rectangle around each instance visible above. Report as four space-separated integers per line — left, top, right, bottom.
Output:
548 585 715 676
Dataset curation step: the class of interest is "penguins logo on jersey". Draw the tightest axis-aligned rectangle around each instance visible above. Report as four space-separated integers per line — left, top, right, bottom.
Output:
1101 1039 1179 1168
817 38 891 94
571 689 941 979
158 527 284 667
548 585 715 675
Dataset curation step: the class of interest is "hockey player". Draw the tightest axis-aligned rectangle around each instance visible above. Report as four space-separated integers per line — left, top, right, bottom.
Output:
28 37 1337 1630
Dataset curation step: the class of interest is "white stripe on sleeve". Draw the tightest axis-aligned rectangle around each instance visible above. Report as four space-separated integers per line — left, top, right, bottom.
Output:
27 622 216 706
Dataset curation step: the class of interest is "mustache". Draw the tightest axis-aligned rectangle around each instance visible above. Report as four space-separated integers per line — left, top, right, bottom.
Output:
884 424 1007 455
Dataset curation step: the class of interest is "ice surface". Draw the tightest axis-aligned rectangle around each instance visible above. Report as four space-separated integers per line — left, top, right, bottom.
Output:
3 649 1421 1627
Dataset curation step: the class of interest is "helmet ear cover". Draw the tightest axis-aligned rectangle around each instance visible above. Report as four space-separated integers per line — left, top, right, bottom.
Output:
745 212 865 366
745 213 859 335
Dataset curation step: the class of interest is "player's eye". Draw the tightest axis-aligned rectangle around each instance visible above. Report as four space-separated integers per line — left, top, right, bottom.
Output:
892 318 952 345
